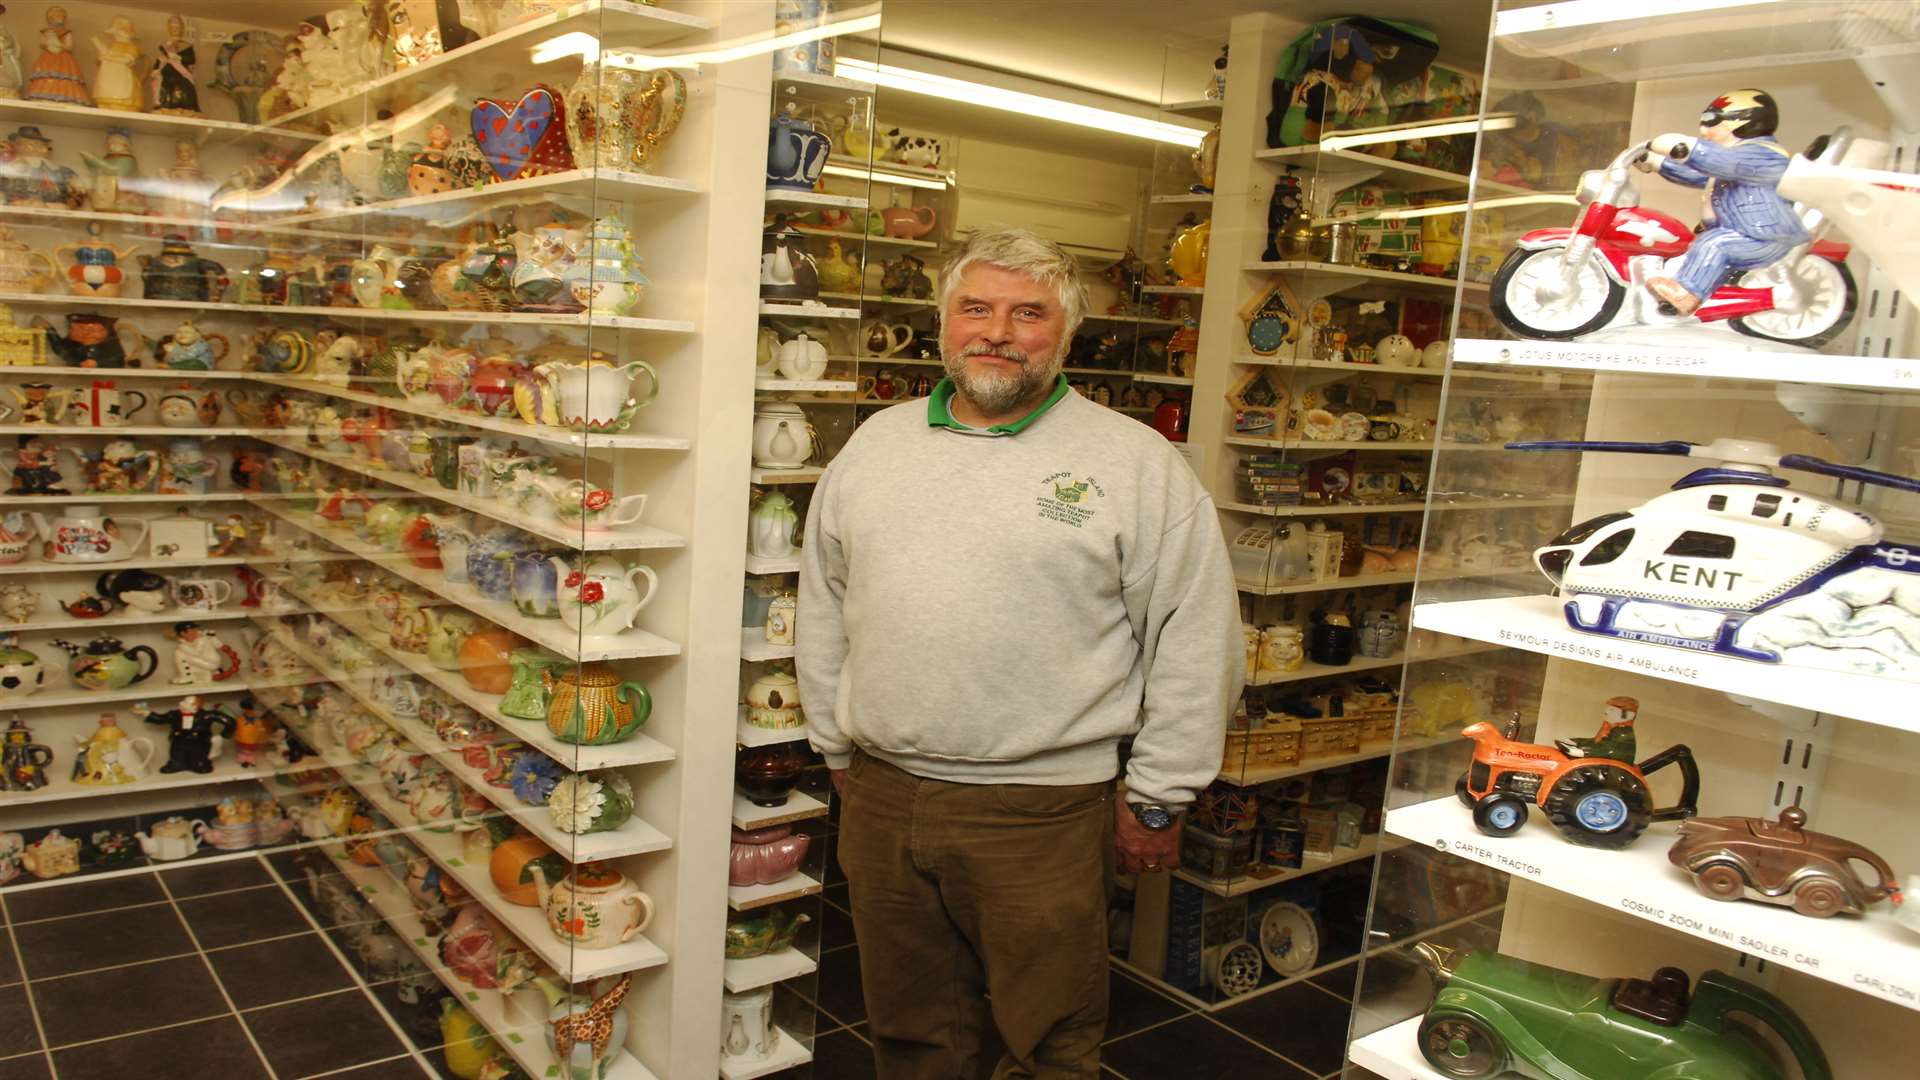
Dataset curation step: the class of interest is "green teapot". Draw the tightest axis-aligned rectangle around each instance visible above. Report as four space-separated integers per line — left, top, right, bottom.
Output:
424 609 478 672
724 908 812 959
51 637 157 691
500 648 570 720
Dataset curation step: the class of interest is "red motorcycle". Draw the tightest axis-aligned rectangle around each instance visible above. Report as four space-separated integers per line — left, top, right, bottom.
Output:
1491 134 1857 347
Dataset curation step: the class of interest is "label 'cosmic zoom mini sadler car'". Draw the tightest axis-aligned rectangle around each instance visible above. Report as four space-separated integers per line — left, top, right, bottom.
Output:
1516 438 1920 678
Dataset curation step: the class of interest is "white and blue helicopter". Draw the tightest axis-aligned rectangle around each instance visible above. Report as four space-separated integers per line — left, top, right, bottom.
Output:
1516 438 1920 674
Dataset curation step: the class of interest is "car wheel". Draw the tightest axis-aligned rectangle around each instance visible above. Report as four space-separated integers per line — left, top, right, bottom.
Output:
1543 764 1651 849
1418 1012 1507 1078
1792 877 1850 918
1472 794 1529 837
1693 863 1747 901
1455 774 1475 809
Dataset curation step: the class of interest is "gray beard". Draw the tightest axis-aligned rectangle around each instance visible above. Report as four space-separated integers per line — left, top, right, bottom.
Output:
941 344 1060 417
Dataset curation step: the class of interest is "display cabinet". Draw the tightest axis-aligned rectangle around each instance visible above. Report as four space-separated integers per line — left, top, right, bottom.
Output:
0 2 787 1077
1345 3 1920 1077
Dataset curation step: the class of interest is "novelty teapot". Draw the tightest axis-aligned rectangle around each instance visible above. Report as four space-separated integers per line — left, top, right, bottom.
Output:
138 237 226 302
559 555 659 638
29 507 149 562
40 313 139 368
519 357 660 433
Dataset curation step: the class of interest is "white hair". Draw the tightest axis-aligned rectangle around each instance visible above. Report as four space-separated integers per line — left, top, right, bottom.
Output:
938 228 1088 340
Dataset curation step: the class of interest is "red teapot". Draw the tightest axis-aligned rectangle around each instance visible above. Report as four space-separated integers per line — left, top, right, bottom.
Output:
468 354 527 417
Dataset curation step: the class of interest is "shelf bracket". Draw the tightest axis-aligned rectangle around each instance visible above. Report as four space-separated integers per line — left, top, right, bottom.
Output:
1731 695 1830 819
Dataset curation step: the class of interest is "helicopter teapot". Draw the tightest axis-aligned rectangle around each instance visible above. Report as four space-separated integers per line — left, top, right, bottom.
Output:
1520 437 1920 678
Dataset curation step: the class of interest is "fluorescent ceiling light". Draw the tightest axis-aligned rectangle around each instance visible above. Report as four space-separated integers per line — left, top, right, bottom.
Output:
821 162 947 190
1320 115 1517 153
834 57 1205 148
531 5 882 69
1495 0 1782 36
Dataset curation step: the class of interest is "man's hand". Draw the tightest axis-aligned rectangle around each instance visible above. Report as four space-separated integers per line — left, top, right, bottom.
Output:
1114 800 1181 875
830 768 847 796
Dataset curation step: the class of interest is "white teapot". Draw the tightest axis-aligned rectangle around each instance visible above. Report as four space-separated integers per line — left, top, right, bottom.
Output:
752 404 816 469
522 357 660 433
28 507 148 563
776 333 828 380
532 861 653 950
755 327 782 376
558 555 660 638
136 816 203 861
748 491 799 559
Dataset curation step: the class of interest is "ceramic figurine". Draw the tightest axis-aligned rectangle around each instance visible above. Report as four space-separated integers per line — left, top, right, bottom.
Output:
8 436 65 495
1456 712 1698 849
4 383 69 425
0 716 52 789
211 31 285 124
2 126 83 207
815 240 861 293
59 595 113 620
148 15 199 115
517 355 659 432
568 63 687 173
407 123 457 196
744 668 802 729
544 974 632 1080
760 218 819 300
570 213 650 315
21 830 79 879
1671 805 1900 918
154 320 228 371
75 130 145 214
546 664 651 745
141 241 227 304
41 313 136 368
56 222 144 298
472 85 575 183
547 772 634 835
765 592 796 646
533 861 653 950
65 439 158 494
166 621 242 685
880 253 933 299
766 104 830 192
729 825 810 886
24 7 87 106
0 584 34 624
1357 610 1398 658
52 635 158 691
30 505 148 562
1206 44 1228 100
0 224 54 293
736 744 806 808
509 750 566 807
89 17 142 111
71 713 154 785
0 21 21 100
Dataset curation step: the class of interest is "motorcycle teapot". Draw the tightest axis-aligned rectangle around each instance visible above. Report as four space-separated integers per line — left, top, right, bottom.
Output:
29 506 148 562
520 357 660 433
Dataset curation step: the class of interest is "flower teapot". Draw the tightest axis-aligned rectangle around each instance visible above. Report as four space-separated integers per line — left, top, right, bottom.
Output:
518 357 660 433
523 476 649 532
558 555 659 638
529 860 653 950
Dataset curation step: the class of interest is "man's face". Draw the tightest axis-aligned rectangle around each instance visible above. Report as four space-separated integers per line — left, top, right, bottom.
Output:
940 263 1068 416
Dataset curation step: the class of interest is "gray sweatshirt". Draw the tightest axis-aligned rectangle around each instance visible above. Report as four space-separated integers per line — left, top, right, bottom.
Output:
797 377 1244 807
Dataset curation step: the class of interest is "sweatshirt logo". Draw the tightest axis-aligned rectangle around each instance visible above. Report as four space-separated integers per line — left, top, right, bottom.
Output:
1038 472 1104 528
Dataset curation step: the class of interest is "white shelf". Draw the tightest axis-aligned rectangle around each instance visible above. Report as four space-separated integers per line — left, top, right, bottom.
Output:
260 380 692 453
1452 336 1920 392
1173 833 1396 898
727 871 822 912
1141 285 1204 296
757 301 862 321
732 789 827 831
0 669 314 717
1225 436 1434 452
1239 570 1419 596
740 627 795 663
1241 260 1486 295
1219 732 1462 789
718 1027 811 1080
1254 146 1534 197
0 365 255 382
332 858 659 1080
819 291 938 308
823 154 945 184
722 948 818 994
274 168 702 231
0 425 266 438
1246 640 1497 688
1081 313 1184 327
1149 193 1213 205
1221 496 1573 517
775 71 877 97
743 553 801 576
0 97 323 141
1348 1017 1446 1080
764 189 868 210
0 491 263 506
0 290 698 334
749 466 823 485
255 503 681 664
754 378 858 394
0 603 307 636
257 436 688 553
1413 594 1920 737
1133 372 1195 386
1384 796 1920 1013
737 707 809 749
791 226 937 250
1163 98 1224 120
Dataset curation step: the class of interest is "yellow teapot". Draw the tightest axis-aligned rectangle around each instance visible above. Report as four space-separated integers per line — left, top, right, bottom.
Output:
1169 218 1211 287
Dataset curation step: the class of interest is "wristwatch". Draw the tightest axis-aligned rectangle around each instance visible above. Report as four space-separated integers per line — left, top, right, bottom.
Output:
1128 802 1182 831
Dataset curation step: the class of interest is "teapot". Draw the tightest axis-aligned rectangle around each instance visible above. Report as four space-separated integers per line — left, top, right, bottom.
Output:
135 815 202 861
754 326 782 377
138 236 227 302
96 568 168 612
424 608 479 671
0 640 47 703
38 313 139 368
511 550 566 619
72 715 156 785
55 226 143 298
759 218 819 301
559 555 659 638
520 357 660 433
468 353 528 417
2 383 72 425
0 225 54 292
570 212 650 316
541 478 648 532
530 861 654 950
751 403 816 469
744 668 802 730
508 221 589 312
156 385 222 428
250 327 313 375
879 205 938 239
20 830 80 878
748 491 800 559
52 636 159 691
72 381 148 427
860 321 914 357
29 506 149 562
348 244 419 309
424 513 476 585
721 987 776 1063
540 974 632 1080
500 647 571 720
546 663 651 745
729 824 810 886
766 105 830 192
776 332 828 381
64 441 158 494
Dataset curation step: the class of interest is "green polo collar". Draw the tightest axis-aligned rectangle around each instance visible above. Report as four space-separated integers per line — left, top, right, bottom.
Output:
927 375 1070 436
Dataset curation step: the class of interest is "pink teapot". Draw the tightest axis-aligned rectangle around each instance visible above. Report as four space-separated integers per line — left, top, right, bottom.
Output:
879 206 937 239
729 824 810 886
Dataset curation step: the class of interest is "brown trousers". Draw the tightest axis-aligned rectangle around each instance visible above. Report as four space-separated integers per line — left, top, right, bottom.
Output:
838 749 1115 1080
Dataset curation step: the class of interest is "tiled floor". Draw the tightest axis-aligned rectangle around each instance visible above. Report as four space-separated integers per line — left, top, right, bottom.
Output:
0 854 440 1080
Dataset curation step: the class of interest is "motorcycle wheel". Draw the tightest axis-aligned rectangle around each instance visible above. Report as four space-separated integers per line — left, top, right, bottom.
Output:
1731 257 1856 348
1490 246 1625 340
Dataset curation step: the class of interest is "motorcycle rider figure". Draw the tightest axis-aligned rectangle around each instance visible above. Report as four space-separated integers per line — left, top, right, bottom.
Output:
1637 89 1806 317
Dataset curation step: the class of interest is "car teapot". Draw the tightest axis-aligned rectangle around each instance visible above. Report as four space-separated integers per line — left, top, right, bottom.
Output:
752 403 817 469
519 356 660 433
29 507 149 562
776 332 828 380
135 815 202 861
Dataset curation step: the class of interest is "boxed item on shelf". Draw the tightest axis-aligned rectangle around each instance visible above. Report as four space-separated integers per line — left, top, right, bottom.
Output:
1221 714 1302 773
1181 823 1256 879
1298 715 1362 760
1162 880 1250 992
1299 806 1339 861
1259 821 1305 869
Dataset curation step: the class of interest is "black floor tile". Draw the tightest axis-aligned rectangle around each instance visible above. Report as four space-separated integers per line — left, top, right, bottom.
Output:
822 831 846 886
1102 1014 1312 1080
1215 981 1354 1076
315 1053 437 1079
157 857 274 898
4 873 166 923
366 979 453 1052
178 884 311 949
1102 968 1186 1043
818 896 857 952
33 955 227 1047
11 902 193 979
245 989 406 1077
0 933 18 987
207 933 355 1009
0 1054 47 1080
0 987 37 1059
51 1016 269 1080
814 944 866 1027
1309 961 1359 1002
811 1025 878 1080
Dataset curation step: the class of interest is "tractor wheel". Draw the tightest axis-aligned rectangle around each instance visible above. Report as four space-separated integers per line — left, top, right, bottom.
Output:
1693 863 1748 902
1543 764 1651 849
1472 793 1529 837
1792 877 1850 918
1418 1012 1507 1078
1455 774 1475 808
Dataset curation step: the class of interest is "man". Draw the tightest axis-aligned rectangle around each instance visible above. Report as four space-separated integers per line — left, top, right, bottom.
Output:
1638 89 1807 316
798 228 1243 1078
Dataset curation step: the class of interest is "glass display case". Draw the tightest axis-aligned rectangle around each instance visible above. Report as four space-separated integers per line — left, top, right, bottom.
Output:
0 2 788 1077
1345 3 1920 1077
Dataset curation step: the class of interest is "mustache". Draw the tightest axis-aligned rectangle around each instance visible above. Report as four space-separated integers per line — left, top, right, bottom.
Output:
959 344 1028 364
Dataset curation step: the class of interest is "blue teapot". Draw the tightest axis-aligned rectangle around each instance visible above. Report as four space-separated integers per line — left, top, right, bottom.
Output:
465 530 533 602
766 106 830 192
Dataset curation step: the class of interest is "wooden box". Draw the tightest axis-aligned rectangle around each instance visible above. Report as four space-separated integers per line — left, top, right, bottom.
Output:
1357 704 1401 746
1299 716 1362 760
1222 716 1302 774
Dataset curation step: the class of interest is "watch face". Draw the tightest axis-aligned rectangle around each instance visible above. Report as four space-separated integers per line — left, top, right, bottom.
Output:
1136 806 1174 830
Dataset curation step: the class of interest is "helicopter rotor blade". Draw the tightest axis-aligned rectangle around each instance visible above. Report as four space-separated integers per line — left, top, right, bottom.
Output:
1779 454 1920 494
1506 440 1697 456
